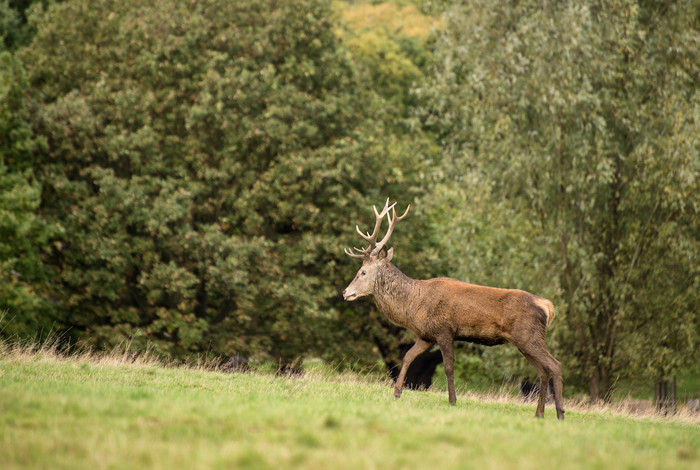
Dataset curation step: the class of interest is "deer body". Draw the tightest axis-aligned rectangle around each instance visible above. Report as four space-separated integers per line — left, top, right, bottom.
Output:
343 200 565 419
374 263 555 343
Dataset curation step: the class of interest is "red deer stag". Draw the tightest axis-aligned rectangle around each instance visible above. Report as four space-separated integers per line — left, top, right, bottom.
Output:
343 200 565 419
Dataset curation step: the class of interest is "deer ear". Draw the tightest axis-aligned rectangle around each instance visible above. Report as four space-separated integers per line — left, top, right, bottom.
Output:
384 247 394 262
376 246 394 261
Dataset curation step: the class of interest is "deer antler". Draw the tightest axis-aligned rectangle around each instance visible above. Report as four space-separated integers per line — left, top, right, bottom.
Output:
345 199 410 260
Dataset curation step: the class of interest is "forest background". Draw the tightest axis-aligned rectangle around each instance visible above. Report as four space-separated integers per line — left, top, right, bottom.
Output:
1 0 698 402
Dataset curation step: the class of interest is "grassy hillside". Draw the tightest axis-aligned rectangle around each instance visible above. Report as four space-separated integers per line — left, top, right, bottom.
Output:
1 343 698 470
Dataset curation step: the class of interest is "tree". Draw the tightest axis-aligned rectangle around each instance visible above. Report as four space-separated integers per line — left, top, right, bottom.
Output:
335 1 448 382
337 1 440 114
0 1 56 51
422 0 699 399
18 0 436 366
0 51 57 338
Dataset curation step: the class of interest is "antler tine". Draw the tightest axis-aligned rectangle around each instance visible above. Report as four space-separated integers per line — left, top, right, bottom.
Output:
344 247 368 259
373 198 396 219
345 199 409 260
356 198 393 245
370 203 410 257
396 203 410 221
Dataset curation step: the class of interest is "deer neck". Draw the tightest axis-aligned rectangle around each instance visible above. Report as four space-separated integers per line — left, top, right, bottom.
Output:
373 263 419 328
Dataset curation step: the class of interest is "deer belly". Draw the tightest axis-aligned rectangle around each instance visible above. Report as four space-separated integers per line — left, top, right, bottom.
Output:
455 335 506 347
455 323 508 346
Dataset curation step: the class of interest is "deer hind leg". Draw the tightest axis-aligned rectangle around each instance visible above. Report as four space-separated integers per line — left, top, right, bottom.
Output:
394 338 433 399
436 335 457 405
545 352 565 420
521 353 549 418
519 343 565 420
534 347 565 420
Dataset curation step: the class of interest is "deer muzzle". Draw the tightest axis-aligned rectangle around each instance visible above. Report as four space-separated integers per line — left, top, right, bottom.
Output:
342 288 358 301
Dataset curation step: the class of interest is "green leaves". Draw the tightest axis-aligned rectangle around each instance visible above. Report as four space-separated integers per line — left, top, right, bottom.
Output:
4 0 438 368
424 0 700 398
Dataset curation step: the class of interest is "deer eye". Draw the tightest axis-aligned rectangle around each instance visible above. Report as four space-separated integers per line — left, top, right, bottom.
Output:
361 270 367 276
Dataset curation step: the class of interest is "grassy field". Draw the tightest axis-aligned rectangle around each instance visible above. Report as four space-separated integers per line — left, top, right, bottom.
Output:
1 343 698 470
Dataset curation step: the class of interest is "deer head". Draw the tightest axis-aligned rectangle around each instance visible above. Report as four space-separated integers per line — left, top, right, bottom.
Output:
343 199 410 301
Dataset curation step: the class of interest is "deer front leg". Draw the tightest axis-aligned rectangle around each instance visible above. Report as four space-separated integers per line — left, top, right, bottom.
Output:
394 338 433 399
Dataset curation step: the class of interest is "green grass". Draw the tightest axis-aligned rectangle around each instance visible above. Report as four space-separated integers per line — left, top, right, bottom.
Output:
1 343 698 470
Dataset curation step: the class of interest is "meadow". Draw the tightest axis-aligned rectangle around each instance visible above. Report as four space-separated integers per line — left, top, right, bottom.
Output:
1 342 698 470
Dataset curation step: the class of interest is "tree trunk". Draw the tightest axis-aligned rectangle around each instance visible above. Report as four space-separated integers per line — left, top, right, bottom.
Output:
589 372 600 402
589 365 613 402
655 376 676 413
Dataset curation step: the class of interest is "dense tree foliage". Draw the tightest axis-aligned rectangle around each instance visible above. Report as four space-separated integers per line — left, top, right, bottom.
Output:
0 1 57 51
338 1 441 114
332 0 446 380
0 51 58 338
2 0 438 367
1 0 697 396
422 0 699 399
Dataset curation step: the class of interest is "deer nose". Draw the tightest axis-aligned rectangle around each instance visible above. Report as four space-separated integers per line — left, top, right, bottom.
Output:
343 289 357 301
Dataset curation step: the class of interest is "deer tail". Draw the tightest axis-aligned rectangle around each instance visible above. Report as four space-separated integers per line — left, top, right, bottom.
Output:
533 297 556 328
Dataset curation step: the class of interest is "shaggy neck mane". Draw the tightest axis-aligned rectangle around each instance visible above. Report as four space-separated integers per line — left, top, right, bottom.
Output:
373 263 419 327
